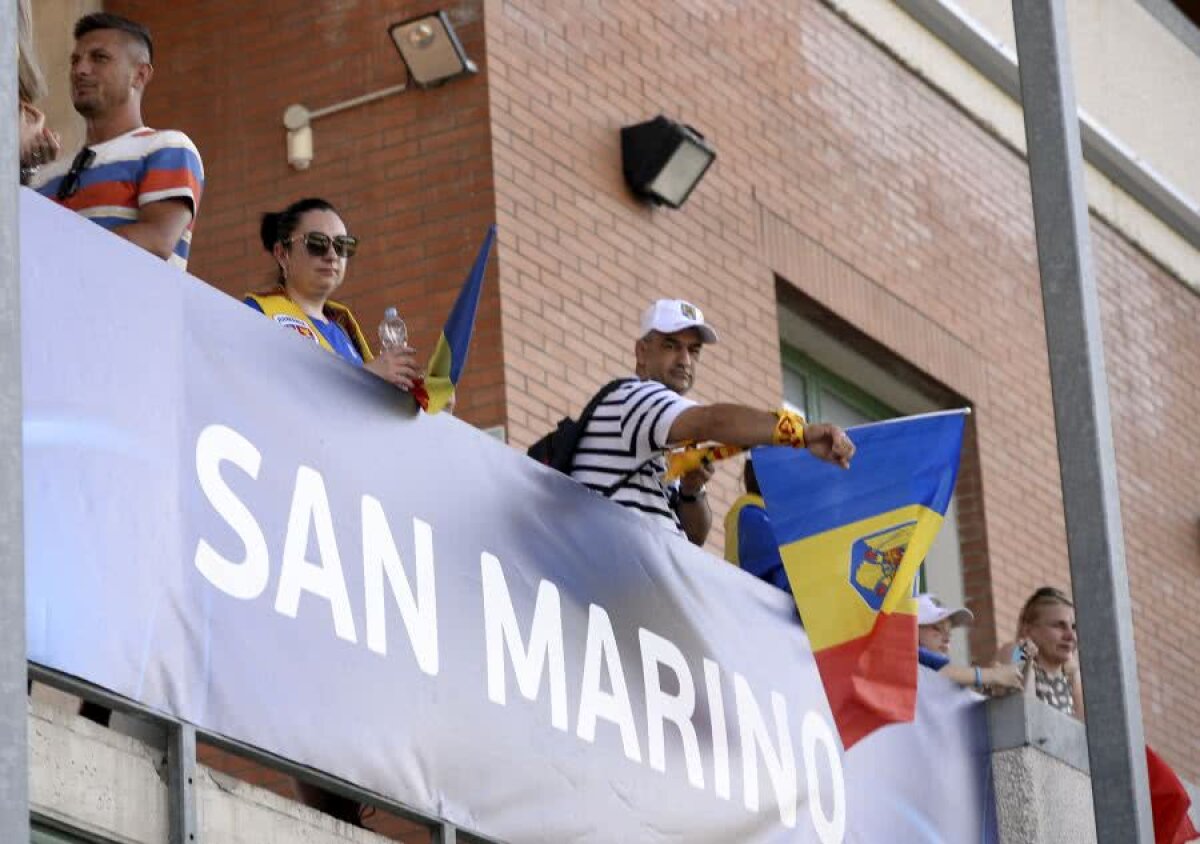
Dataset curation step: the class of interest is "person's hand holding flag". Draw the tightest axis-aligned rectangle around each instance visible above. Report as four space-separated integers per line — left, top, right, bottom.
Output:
792 420 855 469
664 409 855 480
771 408 855 468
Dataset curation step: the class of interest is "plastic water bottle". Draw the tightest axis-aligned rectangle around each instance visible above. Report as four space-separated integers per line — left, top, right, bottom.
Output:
378 307 408 350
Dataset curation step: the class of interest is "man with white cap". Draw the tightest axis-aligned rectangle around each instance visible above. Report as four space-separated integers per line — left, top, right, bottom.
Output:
917 593 1022 693
569 298 855 546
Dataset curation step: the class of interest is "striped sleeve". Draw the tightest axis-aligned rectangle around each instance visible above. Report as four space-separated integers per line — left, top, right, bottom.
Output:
138 131 204 213
612 380 696 461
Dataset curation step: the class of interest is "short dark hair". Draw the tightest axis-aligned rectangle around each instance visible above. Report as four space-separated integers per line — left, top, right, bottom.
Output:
74 13 154 63
261 198 341 285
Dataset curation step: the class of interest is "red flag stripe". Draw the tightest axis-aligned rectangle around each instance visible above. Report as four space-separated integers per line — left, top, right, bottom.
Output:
811 611 918 750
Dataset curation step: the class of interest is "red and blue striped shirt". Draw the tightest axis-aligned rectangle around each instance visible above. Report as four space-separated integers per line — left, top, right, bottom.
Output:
32 127 204 270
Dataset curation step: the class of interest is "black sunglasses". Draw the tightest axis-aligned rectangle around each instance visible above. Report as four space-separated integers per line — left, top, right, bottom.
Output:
284 232 359 259
56 147 96 201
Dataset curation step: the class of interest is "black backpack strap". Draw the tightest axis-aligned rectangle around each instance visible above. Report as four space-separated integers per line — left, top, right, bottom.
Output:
575 378 633 436
601 454 658 498
574 378 657 499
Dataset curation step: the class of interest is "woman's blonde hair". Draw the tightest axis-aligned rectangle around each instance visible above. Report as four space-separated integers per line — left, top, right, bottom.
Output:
18 0 48 104
1018 585 1073 632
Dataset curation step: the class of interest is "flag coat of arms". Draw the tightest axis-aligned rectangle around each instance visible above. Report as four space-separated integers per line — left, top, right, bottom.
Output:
751 410 967 749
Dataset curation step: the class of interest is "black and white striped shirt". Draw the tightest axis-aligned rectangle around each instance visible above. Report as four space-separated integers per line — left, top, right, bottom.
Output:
569 379 696 534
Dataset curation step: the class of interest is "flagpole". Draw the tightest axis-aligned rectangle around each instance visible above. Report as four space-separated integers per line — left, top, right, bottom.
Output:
1011 1 1152 841
845 407 970 433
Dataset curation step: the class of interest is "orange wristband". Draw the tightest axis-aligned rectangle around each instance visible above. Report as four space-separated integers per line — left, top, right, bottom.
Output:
772 409 806 448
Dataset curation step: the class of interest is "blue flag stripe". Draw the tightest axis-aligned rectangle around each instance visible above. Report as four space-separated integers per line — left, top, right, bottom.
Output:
751 411 967 542
444 224 496 383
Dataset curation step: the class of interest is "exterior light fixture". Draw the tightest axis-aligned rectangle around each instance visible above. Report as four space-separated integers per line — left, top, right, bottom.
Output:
282 11 478 170
389 11 478 87
620 116 716 209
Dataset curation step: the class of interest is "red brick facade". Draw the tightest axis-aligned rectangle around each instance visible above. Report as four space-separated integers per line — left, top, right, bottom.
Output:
104 0 1200 786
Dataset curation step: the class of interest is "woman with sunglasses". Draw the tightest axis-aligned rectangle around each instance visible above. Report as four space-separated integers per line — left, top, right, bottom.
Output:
248 197 421 391
248 197 422 826
997 586 1084 719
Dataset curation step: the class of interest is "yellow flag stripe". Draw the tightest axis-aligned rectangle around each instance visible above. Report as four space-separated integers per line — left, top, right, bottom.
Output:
424 333 455 414
780 504 943 648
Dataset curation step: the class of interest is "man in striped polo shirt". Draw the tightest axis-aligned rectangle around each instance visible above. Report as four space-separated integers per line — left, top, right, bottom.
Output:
31 13 204 271
570 299 854 546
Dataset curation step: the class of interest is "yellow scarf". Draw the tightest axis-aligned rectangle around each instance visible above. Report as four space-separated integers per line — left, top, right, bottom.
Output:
245 289 374 363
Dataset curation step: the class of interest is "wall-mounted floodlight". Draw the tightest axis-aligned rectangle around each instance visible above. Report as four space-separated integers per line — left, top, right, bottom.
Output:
282 11 478 170
389 11 478 87
620 116 716 209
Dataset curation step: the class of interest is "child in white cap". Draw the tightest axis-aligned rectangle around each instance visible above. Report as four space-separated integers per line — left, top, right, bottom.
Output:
918 594 1022 693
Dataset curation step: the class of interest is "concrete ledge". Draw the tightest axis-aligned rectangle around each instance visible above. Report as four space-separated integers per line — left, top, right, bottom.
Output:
987 695 1102 843
199 767 380 844
987 692 1090 774
992 746 1097 844
28 697 393 844
29 694 168 842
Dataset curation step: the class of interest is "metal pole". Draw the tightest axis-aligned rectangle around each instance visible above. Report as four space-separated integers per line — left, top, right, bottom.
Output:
168 724 198 844
0 0 29 839
1010 2 1153 841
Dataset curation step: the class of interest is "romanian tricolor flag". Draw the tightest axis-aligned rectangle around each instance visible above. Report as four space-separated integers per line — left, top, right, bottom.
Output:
420 224 496 414
751 410 967 749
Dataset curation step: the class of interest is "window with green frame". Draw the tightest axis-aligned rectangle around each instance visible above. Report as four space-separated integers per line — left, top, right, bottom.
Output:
781 345 938 591
781 346 898 427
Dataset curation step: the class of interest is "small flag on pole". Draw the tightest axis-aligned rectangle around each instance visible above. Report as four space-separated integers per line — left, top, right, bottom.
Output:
418 224 496 414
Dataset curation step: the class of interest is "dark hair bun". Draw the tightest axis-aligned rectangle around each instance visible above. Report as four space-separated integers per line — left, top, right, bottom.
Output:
260 212 281 252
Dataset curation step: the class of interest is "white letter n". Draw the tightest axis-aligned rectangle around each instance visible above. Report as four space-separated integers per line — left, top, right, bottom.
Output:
362 500 439 676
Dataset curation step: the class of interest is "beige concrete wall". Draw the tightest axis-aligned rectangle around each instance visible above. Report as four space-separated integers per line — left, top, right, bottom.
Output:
829 0 1200 292
28 698 390 844
29 0 101 157
957 0 1200 204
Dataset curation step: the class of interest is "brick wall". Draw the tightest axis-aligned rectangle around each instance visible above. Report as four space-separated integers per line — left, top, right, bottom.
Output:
484 0 1200 779
106 0 505 430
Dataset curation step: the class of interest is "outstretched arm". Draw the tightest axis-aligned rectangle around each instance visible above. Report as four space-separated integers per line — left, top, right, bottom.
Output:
940 663 1023 693
668 404 854 468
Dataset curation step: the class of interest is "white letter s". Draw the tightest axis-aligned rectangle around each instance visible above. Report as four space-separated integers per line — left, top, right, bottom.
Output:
194 424 269 600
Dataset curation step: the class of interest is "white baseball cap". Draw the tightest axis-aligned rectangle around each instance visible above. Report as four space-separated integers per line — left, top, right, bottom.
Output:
917 593 974 628
640 299 719 344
